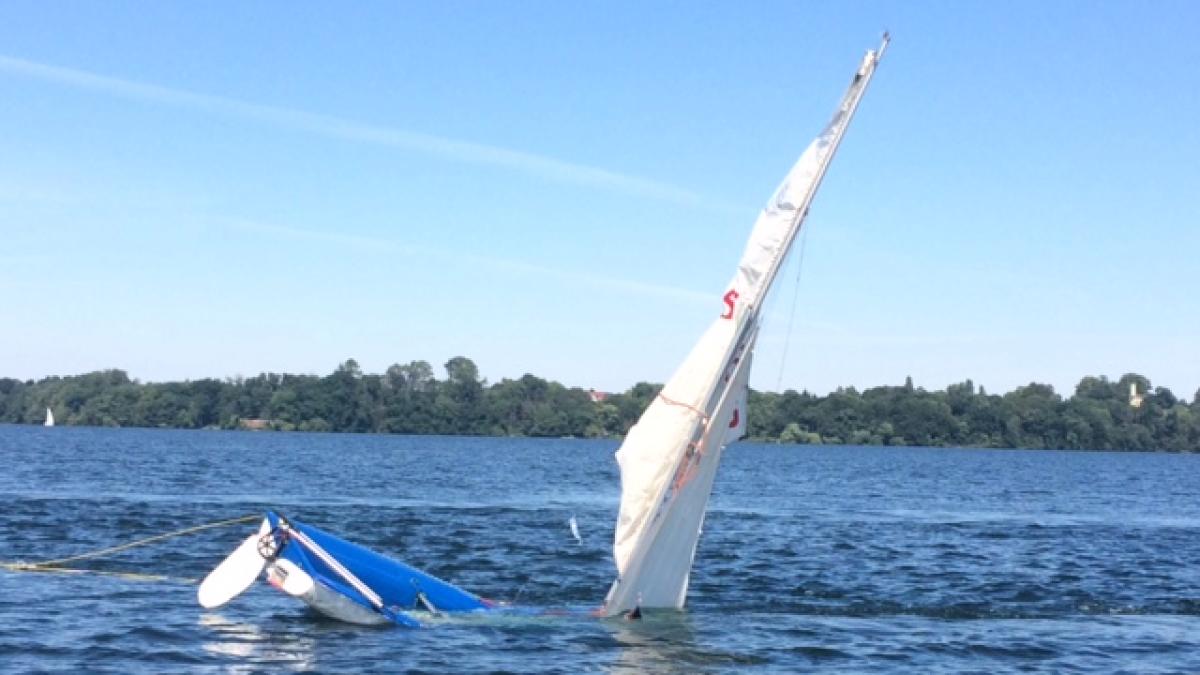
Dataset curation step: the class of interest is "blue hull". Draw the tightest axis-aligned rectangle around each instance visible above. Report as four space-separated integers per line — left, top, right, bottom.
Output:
264 511 493 627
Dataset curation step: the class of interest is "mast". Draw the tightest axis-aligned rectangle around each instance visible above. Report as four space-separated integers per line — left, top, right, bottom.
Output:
745 32 889 319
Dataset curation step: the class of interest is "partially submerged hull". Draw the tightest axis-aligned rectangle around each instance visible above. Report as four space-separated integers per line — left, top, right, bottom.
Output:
199 511 492 627
266 557 392 626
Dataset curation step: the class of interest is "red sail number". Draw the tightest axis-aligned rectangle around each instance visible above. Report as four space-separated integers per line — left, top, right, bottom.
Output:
721 289 739 319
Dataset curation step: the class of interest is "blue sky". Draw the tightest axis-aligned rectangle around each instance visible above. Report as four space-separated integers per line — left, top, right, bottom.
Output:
1 2 1197 399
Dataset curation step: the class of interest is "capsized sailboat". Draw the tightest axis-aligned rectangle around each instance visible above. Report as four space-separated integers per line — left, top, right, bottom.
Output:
199 512 493 627
601 36 888 616
197 37 887 628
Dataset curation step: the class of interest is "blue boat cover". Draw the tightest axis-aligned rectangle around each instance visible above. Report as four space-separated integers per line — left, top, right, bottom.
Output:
265 511 491 624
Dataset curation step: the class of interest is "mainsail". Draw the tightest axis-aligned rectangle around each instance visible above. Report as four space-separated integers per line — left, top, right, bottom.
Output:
603 36 889 615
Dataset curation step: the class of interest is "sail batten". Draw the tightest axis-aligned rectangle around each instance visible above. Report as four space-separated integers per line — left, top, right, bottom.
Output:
603 38 887 616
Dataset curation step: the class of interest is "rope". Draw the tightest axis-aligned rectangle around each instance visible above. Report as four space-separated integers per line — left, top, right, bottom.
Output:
0 565 192 583
657 393 709 423
1 514 260 582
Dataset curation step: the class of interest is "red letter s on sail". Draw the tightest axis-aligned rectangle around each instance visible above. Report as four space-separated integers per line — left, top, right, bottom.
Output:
721 289 739 320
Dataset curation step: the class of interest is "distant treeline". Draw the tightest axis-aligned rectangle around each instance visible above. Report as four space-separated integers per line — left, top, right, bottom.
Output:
1 358 1197 451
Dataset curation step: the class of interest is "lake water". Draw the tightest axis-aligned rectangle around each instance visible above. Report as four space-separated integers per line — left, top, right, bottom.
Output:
1 426 1197 673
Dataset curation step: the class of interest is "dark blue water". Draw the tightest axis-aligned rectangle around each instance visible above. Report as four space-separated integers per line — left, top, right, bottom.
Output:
1 426 1197 673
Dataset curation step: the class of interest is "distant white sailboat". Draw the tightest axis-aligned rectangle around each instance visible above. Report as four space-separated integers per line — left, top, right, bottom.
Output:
601 36 889 616
44 407 54 427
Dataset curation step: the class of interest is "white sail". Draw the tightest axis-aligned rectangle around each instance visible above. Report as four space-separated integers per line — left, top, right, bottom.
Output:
603 37 888 615
44 407 54 427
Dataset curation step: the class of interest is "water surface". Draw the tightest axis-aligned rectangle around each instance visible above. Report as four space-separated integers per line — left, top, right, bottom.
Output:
1 426 1197 672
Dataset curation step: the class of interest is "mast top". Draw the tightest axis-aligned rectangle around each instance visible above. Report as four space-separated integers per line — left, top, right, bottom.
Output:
874 32 891 61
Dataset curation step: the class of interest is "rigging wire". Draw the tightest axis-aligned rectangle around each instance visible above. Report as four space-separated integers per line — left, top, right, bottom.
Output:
775 226 810 392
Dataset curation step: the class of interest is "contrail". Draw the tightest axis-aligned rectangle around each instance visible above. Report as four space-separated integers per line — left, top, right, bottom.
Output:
228 218 714 305
0 54 738 211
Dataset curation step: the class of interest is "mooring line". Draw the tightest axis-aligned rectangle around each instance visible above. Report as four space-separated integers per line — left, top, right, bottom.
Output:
1 513 259 583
